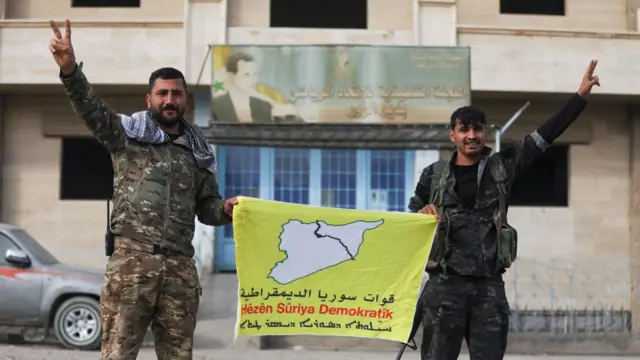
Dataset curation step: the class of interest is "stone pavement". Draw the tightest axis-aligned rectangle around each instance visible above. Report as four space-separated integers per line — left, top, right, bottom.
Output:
0 346 634 360
0 275 633 359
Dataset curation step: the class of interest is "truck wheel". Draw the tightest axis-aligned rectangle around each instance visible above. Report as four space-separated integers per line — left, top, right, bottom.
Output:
53 296 102 351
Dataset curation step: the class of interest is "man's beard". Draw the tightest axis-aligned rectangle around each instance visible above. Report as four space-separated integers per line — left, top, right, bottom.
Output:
149 106 184 127
461 140 482 156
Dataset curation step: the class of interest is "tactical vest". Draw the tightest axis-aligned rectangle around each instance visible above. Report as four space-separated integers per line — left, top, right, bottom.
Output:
425 155 518 271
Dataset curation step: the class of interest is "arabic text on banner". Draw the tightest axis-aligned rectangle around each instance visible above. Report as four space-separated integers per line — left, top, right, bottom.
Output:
233 196 437 342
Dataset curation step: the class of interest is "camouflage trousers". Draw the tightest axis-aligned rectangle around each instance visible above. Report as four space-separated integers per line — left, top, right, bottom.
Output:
100 237 202 360
420 271 510 360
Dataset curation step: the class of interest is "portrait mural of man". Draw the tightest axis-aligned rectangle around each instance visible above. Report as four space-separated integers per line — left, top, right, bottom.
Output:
209 46 471 126
211 51 302 123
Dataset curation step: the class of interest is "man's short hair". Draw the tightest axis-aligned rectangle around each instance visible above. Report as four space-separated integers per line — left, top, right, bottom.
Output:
449 106 486 129
225 52 254 74
148 67 187 92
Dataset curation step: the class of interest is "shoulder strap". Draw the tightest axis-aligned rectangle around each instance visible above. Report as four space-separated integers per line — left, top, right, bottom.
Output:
429 160 449 205
488 156 508 226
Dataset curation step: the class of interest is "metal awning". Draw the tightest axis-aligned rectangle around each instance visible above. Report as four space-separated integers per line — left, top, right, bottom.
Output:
199 123 455 150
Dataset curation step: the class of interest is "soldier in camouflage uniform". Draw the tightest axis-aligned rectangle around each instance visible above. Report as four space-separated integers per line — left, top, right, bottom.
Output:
409 60 601 360
48 20 236 360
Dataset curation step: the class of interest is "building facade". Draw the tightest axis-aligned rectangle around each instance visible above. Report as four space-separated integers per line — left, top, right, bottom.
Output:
1 0 640 353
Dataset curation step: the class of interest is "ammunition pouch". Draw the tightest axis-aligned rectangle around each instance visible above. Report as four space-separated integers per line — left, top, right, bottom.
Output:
497 222 517 268
489 155 518 270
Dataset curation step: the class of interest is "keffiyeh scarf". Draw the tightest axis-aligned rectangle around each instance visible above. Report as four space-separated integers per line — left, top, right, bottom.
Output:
119 110 216 173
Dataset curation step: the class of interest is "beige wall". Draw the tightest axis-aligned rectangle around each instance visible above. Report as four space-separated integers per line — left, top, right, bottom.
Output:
229 0 630 32
457 0 627 32
0 95 143 271
414 97 632 310
0 26 185 85
228 0 413 30
2 0 639 96
458 32 640 95
5 0 183 21
6 0 629 32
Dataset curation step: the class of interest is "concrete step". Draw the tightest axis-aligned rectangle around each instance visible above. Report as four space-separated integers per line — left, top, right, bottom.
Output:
261 332 640 356
263 334 419 352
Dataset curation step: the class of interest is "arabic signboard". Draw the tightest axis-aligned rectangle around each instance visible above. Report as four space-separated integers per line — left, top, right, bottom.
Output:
210 45 470 125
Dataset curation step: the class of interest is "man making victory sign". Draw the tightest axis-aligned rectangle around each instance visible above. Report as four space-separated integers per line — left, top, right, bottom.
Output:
409 60 600 360
49 19 237 360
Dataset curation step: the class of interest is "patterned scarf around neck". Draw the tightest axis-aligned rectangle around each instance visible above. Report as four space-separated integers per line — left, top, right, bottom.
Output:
119 110 216 173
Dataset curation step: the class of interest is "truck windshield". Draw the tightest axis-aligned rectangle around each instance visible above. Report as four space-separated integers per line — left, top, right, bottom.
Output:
10 229 59 265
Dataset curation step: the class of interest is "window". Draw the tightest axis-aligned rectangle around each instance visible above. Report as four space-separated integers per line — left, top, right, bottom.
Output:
270 0 367 29
321 150 357 209
71 0 140 7
222 146 261 239
273 148 310 204
11 229 59 266
0 233 19 266
214 146 415 272
370 150 407 212
60 137 114 200
500 0 565 16
510 145 569 207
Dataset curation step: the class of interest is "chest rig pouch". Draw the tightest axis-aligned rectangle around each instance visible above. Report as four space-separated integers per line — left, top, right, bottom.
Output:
488 156 518 269
427 155 517 271
425 160 450 270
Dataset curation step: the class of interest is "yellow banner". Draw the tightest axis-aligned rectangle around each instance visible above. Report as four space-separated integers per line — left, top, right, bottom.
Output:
233 196 437 342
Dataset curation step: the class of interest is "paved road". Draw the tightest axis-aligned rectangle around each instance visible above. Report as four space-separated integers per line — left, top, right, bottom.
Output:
0 346 634 360
0 275 632 359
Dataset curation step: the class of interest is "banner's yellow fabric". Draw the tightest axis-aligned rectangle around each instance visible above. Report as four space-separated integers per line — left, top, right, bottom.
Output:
233 196 436 342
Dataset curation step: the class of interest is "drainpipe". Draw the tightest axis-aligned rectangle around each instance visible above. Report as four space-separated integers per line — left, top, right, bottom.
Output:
0 96 4 219
413 0 421 45
184 0 193 82
219 0 228 45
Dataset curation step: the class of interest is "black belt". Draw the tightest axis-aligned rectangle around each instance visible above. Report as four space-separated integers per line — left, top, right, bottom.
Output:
151 245 186 256
115 236 185 256
119 244 182 256
151 245 169 255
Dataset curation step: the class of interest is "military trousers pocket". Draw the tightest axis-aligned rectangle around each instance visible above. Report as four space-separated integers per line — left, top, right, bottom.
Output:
102 251 160 306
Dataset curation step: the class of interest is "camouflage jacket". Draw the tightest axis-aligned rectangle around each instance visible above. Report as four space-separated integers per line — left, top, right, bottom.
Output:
60 66 231 258
408 133 550 277
408 93 589 277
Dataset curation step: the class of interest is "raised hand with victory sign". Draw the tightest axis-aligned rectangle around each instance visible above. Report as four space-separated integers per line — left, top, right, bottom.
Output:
48 19 77 76
577 60 600 97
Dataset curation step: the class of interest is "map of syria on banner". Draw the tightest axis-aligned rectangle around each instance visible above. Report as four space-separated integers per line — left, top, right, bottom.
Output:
232 196 437 342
